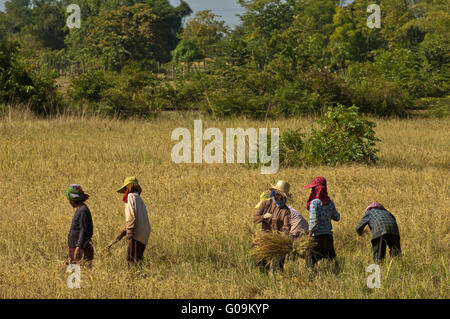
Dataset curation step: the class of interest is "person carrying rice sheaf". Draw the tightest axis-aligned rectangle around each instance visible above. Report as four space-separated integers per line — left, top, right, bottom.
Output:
253 180 293 272
115 177 151 263
356 202 401 262
304 177 340 270
65 184 94 265
254 187 308 240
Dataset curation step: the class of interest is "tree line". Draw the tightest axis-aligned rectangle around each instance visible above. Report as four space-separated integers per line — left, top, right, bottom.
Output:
0 0 448 117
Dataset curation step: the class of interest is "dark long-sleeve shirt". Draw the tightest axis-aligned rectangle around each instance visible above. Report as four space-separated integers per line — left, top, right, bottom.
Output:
355 208 399 239
68 204 93 248
253 200 291 234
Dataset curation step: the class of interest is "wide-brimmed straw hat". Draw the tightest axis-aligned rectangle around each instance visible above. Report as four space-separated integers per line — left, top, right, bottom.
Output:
116 176 140 193
269 180 292 199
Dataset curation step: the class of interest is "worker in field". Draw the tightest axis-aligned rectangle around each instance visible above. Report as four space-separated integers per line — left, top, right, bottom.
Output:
254 180 292 272
65 184 94 264
288 206 309 239
255 188 308 239
115 177 151 263
355 202 401 262
304 177 340 270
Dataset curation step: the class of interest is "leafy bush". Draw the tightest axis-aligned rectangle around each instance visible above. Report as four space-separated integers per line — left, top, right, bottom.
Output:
303 104 379 166
199 87 274 119
171 39 204 63
252 104 379 169
68 70 112 102
0 38 60 115
67 68 162 117
344 61 411 117
420 96 450 118
278 128 305 167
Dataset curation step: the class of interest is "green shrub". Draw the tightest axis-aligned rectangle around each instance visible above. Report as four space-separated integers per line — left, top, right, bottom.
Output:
67 68 163 117
345 62 410 116
0 38 60 115
303 104 379 166
420 96 450 118
171 39 204 63
199 87 273 119
278 128 305 167
68 70 112 102
251 105 378 170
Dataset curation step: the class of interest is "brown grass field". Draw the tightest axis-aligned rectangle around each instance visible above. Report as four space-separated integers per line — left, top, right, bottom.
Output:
0 110 449 298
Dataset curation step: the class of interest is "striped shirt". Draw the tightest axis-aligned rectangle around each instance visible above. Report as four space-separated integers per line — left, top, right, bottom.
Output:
287 206 309 236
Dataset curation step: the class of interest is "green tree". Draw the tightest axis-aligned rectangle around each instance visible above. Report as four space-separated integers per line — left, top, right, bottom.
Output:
0 35 59 114
65 0 192 68
84 3 164 71
379 0 426 49
3 0 32 34
171 39 203 63
328 2 384 69
181 10 227 57
28 0 67 50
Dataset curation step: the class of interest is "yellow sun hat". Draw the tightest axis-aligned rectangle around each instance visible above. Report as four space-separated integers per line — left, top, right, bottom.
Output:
116 176 140 193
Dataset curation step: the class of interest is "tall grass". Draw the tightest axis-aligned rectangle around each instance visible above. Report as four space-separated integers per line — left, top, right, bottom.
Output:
0 111 448 298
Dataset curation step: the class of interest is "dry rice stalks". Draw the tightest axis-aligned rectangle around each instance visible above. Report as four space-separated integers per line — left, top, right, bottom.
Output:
251 231 316 263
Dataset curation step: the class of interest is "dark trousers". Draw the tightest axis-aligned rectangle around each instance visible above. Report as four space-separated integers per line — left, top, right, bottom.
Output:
306 234 336 269
371 234 401 262
127 238 146 263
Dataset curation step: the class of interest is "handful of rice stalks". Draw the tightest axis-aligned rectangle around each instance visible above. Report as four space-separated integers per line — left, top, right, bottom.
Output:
251 231 316 263
292 235 317 259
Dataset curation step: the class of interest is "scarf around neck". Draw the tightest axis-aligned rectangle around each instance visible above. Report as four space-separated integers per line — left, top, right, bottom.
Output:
270 190 286 208
365 202 386 213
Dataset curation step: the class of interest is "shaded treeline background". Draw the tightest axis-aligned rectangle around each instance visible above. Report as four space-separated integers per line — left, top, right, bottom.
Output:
0 0 448 118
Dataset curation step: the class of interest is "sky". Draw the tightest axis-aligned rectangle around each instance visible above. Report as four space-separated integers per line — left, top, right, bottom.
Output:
0 0 246 27
169 0 246 27
0 1 354 28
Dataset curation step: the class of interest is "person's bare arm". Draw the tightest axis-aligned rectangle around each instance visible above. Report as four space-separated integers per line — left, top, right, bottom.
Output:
116 226 127 241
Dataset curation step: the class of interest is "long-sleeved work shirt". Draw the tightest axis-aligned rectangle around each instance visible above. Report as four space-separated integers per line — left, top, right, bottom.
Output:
254 200 291 234
355 208 400 239
308 199 340 236
68 204 93 248
125 192 151 245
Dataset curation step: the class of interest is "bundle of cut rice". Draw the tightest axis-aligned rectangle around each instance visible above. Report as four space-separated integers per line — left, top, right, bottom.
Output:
292 235 317 259
251 231 316 263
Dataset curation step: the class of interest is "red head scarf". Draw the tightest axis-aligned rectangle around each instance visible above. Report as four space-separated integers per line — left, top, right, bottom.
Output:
304 176 331 211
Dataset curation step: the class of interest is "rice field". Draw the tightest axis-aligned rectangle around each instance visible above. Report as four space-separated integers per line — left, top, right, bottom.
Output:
0 110 449 298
